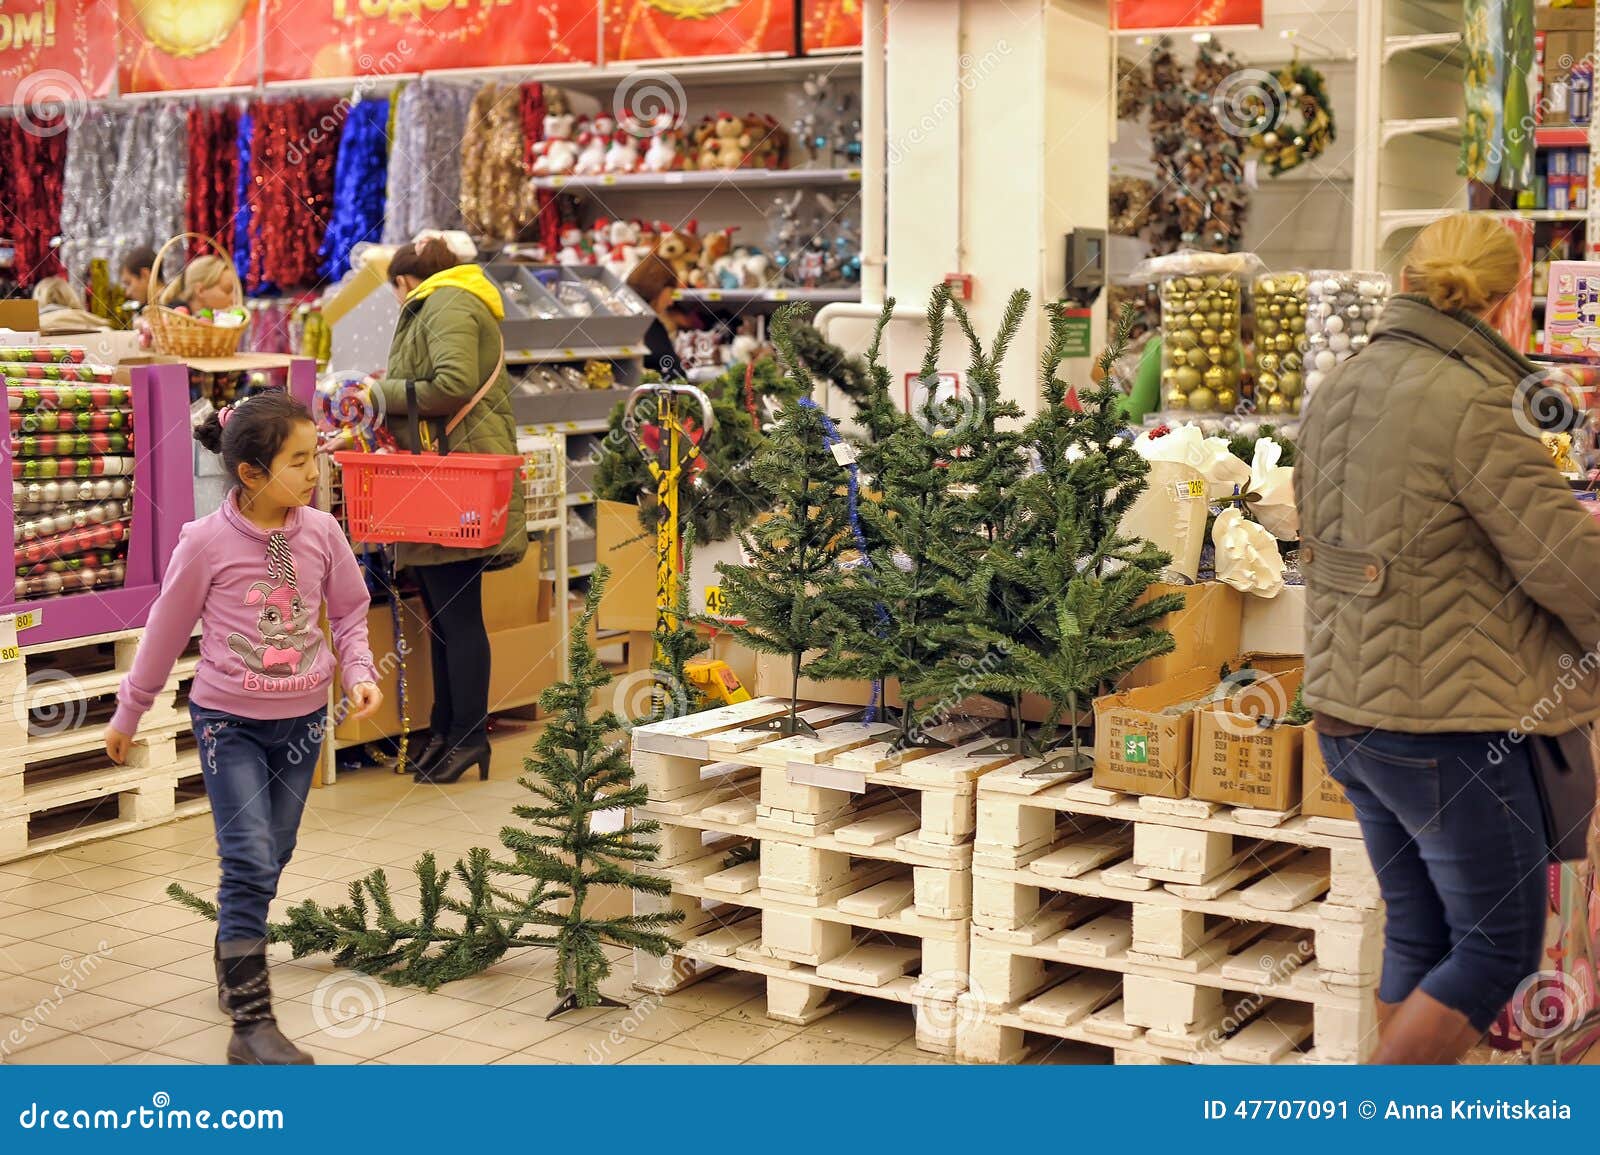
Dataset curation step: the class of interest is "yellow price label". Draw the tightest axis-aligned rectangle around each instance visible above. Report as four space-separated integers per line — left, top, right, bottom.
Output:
0 646 19 664
704 586 726 616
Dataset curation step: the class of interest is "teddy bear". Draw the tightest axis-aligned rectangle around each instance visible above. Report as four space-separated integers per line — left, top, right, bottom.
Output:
531 111 578 175
605 130 640 174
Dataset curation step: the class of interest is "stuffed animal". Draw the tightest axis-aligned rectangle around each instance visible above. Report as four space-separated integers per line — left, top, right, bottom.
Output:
605 130 640 173
531 112 578 175
574 130 608 176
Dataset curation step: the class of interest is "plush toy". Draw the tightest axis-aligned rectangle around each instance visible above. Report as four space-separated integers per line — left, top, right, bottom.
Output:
574 130 608 176
531 112 578 175
642 127 681 172
605 130 641 174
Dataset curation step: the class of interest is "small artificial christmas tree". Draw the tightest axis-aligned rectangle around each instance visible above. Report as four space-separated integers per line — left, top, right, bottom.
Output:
981 304 1183 774
717 304 856 736
498 565 684 1015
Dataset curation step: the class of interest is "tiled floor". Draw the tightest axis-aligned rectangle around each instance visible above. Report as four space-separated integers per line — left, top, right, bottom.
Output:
0 726 1099 1067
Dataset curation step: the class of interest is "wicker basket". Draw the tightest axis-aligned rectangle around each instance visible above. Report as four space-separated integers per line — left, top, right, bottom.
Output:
145 233 249 359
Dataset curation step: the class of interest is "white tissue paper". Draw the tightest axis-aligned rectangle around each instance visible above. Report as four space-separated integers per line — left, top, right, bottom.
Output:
1133 425 1252 500
1213 507 1285 597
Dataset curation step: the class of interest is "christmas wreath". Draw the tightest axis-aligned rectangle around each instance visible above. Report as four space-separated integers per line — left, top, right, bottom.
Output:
1246 61 1335 177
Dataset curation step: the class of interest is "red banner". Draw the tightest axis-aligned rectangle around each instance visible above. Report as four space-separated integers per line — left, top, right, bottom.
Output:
1115 0 1263 31
262 0 597 84
803 0 862 52
603 0 793 62
117 0 261 93
0 0 115 107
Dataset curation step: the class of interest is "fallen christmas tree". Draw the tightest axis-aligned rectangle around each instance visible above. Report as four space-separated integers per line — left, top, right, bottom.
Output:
168 567 683 1006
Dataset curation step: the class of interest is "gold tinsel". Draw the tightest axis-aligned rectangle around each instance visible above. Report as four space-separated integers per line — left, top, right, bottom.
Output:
460 82 529 241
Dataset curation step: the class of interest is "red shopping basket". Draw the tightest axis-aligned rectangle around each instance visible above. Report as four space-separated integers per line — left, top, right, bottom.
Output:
332 361 519 547
334 449 522 547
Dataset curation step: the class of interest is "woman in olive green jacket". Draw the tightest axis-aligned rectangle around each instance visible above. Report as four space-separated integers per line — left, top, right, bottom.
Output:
375 237 526 785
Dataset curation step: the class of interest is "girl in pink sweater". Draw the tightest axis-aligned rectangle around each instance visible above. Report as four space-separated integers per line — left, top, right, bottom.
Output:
106 390 381 1065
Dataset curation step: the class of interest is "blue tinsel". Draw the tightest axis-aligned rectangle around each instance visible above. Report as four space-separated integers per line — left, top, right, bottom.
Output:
800 397 887 723
233 110 254 290
319 98 390 282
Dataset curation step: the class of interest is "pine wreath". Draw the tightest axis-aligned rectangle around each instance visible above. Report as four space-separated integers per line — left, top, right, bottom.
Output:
1247 61 1335 176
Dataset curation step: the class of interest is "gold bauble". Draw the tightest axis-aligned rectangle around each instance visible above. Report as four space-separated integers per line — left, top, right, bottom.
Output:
1188 386 1218 411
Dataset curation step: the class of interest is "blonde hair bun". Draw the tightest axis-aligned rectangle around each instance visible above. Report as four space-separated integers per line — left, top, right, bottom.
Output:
1403 214 1523 316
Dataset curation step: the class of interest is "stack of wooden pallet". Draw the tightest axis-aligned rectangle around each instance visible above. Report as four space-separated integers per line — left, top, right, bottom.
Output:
957 764 1381 1064
630 697 1011 1056
0 614 205 862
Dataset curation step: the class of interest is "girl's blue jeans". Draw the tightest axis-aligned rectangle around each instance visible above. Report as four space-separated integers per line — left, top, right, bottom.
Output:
191 704 325 944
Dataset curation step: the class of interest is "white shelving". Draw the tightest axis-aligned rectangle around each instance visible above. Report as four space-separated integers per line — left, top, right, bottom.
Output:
534 167 862 193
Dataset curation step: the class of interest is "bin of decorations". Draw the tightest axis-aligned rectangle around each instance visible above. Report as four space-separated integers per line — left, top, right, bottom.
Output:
2 349 195 645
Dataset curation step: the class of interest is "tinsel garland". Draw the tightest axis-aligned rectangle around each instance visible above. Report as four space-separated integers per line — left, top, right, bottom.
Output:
249 98 340 291
459 82 528 242
59 108 127 278
0 118 67 286
521 81 560 254
110 103 188 278
186 104 240 257
318 98 391 282
383 79 475 243
233 109 255 290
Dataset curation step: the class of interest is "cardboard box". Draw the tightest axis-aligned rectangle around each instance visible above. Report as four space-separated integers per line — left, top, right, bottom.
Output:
1190 667 1307 811
1301 724 1356 821
481 538 546 633
1120 582 1244 690
1092 666 1218 798
596 499 657 633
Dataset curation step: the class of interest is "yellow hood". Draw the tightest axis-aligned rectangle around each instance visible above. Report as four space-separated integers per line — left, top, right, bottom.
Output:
406 264 505 320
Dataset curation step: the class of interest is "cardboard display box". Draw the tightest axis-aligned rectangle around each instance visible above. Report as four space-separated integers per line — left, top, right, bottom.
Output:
1190 667 1307 811
1120 581 1244 690
1301 723 1357 821
1092 666 1218 799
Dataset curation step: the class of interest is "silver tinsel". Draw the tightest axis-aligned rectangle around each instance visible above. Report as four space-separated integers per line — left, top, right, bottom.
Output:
107 103 189 278
384 79 476 243
58 107 129 277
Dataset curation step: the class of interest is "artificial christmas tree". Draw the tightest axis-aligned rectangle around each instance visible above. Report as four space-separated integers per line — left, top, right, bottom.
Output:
717 304 857 736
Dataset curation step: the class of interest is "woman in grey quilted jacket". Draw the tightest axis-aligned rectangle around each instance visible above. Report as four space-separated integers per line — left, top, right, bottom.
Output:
1297 213 1600 1063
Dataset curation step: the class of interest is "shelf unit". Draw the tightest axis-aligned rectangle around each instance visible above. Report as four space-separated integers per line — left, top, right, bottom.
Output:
1355 0 1467 272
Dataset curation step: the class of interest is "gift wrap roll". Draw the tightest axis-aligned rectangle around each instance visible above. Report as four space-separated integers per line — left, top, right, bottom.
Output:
1120 459 1211 580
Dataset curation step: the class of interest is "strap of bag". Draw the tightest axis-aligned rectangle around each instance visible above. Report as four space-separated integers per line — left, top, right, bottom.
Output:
440 331 507 450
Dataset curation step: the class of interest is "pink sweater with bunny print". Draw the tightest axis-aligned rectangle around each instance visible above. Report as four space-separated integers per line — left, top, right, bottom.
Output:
111 493 378 734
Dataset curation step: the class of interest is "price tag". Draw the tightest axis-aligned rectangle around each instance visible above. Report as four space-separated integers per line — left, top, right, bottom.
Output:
13 609 41 631
1173 479 1206 500
704 586 726 616
830 441 858 466
0 646 19 664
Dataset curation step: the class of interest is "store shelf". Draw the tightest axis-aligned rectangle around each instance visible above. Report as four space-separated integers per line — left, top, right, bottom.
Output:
672 287 861 306
534 167 862 193
1382 31 1463 63
1379 115 1461 147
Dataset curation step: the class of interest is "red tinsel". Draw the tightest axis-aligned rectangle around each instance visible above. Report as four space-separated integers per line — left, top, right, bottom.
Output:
0 118 67 287
247 97 340 291
521 81 559 253
186 105 239 258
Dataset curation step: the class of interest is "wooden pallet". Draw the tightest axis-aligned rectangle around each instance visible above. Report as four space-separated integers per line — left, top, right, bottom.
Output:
0 618 206 861
631 697 1018 1055
956 764 1383 1064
